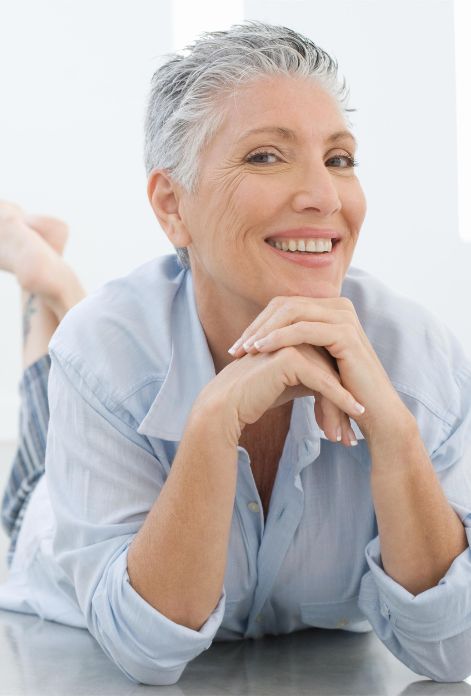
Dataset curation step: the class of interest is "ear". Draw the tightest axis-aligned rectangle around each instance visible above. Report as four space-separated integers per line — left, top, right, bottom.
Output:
147 169 192 248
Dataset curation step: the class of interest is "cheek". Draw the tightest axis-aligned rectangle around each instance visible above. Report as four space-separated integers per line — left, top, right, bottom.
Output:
342 182 367 231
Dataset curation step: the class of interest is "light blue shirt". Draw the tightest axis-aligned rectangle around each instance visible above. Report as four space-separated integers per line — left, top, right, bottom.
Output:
1 254 471 686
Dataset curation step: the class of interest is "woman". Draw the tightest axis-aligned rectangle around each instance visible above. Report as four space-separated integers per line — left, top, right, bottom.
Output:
1 21 471 686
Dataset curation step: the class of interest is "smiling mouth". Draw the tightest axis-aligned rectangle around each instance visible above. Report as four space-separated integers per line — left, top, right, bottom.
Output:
264 238 340 256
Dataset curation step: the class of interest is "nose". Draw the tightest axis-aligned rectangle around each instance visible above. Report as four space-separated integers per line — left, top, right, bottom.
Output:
291 160 342 217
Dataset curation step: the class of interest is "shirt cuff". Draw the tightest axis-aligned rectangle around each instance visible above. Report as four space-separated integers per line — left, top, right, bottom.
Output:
359 510 471 642
90 541 226 685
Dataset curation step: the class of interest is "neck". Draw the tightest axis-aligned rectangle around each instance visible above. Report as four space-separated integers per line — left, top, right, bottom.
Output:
191 268 265 374
190 267 294 429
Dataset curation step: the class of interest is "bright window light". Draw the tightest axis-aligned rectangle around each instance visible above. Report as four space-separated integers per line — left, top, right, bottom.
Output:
172 0 244 53
454 0 471 241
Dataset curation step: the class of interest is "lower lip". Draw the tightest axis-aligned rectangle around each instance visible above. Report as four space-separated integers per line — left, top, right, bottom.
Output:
264 240 340 268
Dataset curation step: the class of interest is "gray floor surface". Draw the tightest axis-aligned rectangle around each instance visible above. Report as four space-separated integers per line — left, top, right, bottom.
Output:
1 442 471 694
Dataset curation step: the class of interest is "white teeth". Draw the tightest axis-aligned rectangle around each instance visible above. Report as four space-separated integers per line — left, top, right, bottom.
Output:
270 238 334 253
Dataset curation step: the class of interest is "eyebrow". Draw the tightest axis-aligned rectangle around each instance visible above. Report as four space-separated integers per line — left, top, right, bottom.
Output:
239 126 357 148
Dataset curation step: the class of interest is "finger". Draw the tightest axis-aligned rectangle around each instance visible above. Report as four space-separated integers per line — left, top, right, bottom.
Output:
314 395 358 446
345 420 359 447
228 303 279 355
339 413 359 447
229 298 356 355
243 307 352 354
282 352 364 421
252 321 351 361
313 394 325 433
317 396 343 443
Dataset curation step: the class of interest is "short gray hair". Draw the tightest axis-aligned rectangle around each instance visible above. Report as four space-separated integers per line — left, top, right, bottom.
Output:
144 20 354 270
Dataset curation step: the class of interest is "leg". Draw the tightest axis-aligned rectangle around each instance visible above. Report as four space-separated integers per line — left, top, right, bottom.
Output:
22 292 59 370
1 353 51 567
0 203 86 565
16 210 85 368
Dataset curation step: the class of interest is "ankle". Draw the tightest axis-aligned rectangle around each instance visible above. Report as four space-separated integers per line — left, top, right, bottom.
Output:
45 270 86 321
21 292 59 370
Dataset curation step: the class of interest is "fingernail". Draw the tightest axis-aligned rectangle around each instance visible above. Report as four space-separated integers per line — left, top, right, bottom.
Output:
228 339 242 354
243 338 255 351
348 427 358 446
253 338 268 349
336 427 342 442
354 402 365 415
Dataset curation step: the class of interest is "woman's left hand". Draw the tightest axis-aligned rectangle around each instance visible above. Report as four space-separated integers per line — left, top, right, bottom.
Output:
228 296 413 443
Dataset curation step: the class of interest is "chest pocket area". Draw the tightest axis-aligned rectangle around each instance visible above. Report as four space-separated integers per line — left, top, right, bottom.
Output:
300 597 371 632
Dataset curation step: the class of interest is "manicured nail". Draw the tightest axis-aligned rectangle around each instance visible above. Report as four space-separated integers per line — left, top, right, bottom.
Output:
348 428 358 446
354 402 365 415
243 337 256 351
228 339 242 354
253 338 268 349
336 427 342 442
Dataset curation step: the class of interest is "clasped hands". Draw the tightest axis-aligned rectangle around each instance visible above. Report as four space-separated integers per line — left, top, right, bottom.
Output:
228 295 412 446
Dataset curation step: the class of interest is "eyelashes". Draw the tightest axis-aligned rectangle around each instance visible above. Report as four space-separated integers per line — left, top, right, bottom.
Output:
245 150 359 168
327 154 359 168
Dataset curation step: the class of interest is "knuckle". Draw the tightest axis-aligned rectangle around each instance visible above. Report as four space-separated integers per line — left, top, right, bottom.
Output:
340 309 357 326
340 297 355 311
269 295 285 310
279 345 298 360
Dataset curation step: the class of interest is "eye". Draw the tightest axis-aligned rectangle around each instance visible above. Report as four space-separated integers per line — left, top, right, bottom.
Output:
326 154 359 169
246 150 280 164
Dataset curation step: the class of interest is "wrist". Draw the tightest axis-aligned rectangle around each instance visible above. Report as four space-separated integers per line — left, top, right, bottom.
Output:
367 414 422 473
189 393 242 449
44 265 86 322
360 407 420 451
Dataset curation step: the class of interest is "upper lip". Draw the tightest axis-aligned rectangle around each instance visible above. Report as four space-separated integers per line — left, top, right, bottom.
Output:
264 228 342 241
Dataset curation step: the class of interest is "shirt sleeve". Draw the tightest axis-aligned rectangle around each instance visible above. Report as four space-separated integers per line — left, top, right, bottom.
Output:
358 367 471 683
45 351 226 686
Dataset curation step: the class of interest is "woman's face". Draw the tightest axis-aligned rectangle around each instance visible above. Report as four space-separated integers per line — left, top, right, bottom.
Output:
178 74 367 309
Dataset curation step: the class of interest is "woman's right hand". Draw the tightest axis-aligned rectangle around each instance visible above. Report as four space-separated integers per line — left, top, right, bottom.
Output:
193 343 360 447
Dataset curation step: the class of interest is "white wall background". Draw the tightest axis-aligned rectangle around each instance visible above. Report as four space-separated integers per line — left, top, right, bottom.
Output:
0 0 469 441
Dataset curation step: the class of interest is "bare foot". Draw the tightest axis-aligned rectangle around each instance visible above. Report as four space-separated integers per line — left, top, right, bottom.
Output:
0 201 85 320
25 214 69 256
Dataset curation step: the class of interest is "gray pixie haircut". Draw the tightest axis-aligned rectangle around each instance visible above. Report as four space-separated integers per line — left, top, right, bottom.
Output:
144 20 354 270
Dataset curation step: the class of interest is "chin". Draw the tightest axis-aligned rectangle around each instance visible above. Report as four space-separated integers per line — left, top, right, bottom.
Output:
284 278 341 299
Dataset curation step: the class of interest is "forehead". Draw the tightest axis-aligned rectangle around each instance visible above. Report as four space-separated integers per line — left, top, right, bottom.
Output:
220 74 348 144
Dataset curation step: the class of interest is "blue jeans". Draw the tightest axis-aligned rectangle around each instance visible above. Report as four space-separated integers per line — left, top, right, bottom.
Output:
1 354 51 568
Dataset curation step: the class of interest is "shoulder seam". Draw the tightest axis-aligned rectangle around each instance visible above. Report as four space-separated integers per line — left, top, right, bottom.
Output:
391 379 456 427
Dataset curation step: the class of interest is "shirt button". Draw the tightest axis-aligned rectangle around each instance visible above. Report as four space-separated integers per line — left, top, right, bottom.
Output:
247 501 260 513
255 614 263 623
